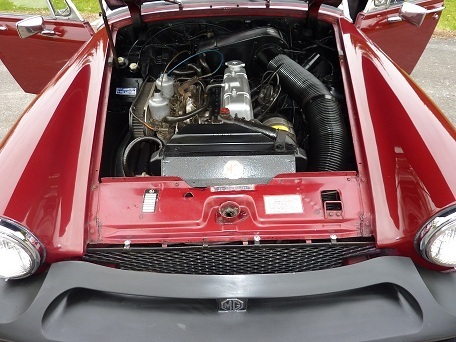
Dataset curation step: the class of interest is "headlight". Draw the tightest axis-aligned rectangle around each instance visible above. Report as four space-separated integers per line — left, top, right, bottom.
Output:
416 207 456 267
0 217 45 279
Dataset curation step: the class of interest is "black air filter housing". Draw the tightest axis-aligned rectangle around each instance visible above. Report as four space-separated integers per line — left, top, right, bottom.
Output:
151 124 307 187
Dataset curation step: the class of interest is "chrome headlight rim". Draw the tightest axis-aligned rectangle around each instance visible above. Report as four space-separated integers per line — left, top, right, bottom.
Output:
416 206 456 267
0 216 46 279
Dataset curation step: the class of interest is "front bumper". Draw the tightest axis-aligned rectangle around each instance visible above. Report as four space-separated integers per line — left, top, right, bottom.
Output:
1 256 456 342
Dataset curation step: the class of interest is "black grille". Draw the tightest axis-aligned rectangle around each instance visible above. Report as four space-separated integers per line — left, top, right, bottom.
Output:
83 243 378 275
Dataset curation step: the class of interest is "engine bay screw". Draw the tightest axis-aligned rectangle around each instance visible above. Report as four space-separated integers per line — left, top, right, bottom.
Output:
129 62 139 73
117 56 126 66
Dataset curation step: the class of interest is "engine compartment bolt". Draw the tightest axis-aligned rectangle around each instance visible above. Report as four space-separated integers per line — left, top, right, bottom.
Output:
129 62 139 73
117 56 126 66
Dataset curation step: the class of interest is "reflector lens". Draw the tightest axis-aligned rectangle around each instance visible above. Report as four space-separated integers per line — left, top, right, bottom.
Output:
0 218 45 279
0 235 34 278
417 208 456 267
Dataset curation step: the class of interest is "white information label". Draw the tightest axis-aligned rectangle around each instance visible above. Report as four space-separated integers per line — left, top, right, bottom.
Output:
210 184 255 192
116 87 137 96
264 195 303 215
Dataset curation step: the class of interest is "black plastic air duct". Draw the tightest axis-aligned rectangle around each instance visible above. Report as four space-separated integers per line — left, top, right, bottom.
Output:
258 49 350 171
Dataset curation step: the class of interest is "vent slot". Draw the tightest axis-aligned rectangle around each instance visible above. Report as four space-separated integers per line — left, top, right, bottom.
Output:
321 189 343 213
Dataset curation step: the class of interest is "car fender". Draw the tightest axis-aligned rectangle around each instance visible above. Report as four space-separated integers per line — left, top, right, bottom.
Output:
339 19 456 260
0 29 109 262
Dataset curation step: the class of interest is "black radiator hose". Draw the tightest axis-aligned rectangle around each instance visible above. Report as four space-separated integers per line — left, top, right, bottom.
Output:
258 49 350 171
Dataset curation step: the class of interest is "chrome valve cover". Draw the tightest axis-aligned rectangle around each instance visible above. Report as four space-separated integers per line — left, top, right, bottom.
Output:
222 60 254 121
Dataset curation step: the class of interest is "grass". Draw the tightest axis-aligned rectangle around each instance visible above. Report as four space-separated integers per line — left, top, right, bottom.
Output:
437 0 456 32
75 0 455 32
1 0 455 32
0 0 48 12
72 0 99 14
0 0 99 13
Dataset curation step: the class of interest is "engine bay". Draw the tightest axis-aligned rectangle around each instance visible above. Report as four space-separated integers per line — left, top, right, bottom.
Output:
101 17 355 187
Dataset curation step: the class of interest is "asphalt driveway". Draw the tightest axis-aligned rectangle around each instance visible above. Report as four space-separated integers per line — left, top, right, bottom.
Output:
412 36 455 123
1 36 455 140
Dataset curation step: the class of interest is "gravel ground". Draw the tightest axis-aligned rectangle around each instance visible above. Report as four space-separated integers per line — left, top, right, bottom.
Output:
0 64 35 139
412 36 456 123
0 36 455 140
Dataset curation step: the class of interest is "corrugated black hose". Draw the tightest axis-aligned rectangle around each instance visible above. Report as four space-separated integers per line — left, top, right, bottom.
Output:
258 49 350 171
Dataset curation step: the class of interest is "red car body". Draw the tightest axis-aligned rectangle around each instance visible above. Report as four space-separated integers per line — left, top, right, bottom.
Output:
0 0 456 341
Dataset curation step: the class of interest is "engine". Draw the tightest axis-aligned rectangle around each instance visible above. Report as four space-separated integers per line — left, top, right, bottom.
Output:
102 19 354 187
222 60 254 121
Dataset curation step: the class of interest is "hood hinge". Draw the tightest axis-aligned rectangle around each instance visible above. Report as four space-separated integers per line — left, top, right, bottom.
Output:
307 0 325 36
124 0 183 35
307 0 342 36
125 0 143 34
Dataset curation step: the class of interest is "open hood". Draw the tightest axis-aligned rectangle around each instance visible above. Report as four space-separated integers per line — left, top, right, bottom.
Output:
103 0 342 13
103 0 135 10
99 0 341 67
102 0 342 41
104 0 181 10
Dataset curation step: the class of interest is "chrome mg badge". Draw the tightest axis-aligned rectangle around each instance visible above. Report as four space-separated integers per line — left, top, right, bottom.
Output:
217 298 248 312
223 160 244 179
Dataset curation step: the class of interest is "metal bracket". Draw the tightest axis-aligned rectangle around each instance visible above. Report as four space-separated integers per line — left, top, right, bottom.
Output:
423 5 445 14
164 0 183 10
41 29 56 36
307 0 325 37
97 0 119 68
125 0 142 32
389 3 445 27
387 16 403 23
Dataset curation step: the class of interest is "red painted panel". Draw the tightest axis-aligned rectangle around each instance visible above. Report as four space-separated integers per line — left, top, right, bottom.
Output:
0 29 108 263
355 0 443 73
0 14 93 94
91 173 367 245
339 18 456 267
0 2 451 271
